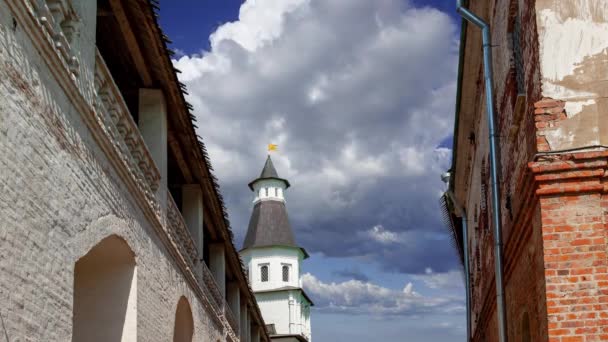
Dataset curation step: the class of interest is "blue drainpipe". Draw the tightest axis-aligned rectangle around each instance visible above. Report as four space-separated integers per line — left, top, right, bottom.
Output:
455 1 508 341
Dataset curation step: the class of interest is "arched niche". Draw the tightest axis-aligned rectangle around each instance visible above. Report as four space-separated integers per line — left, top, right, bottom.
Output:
72 235 137 342
173 296 194 342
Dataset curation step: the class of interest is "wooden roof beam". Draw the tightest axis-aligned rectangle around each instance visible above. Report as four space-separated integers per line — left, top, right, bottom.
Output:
168 132 194 184
108 0 153 86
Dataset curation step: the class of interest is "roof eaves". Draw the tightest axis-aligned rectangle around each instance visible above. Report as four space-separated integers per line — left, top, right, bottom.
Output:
143 2 270 339
450 5 470 194
248 177 291 191
255 286 315 306
270 334 309 342
240 244 309 259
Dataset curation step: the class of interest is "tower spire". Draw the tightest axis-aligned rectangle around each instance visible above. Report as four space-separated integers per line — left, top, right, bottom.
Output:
239 154 313 341
242 155 307 257
247 155 290 190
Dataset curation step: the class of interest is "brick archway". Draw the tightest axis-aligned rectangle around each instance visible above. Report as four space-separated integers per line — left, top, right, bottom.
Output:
72 235 137 342
173 296 194 342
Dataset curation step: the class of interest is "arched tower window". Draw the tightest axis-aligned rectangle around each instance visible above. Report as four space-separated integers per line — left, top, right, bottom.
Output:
261 265 269 282
282 265 290 282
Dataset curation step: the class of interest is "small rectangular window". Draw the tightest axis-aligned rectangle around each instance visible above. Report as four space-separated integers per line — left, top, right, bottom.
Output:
282 265 290 282
261 265 269 282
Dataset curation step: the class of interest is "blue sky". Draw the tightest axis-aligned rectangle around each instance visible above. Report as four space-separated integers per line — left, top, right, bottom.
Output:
161 1 464 340
161 0 460 54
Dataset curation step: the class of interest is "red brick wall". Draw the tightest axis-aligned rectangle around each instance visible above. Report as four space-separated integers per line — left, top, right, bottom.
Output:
531 153 608 341
462 0 608 340
463 0 545 340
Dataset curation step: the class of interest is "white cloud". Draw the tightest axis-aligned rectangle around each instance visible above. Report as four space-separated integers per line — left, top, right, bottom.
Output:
302 273 463 316
368 225 403 244
413 268 465 291
210 0 309 52
174 0 459 273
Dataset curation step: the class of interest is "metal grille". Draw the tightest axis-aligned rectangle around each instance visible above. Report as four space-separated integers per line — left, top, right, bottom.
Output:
282 265 290 282
261 265 269 282
512 13 525 94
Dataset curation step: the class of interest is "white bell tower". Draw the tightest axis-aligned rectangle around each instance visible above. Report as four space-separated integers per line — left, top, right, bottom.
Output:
240 156 313 342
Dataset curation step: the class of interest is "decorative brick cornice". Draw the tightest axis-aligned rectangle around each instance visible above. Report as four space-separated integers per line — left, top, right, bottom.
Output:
529 151 608 196
28 0 80 78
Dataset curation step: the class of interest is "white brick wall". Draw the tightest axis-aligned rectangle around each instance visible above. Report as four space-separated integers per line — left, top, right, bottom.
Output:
0 1 233 341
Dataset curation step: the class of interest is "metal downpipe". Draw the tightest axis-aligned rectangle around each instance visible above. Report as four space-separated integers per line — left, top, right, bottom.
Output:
455 1 508 342
446 191 471 342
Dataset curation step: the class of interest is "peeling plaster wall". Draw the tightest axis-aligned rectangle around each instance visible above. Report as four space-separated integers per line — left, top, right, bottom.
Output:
536 0 608 150
457 1 608 341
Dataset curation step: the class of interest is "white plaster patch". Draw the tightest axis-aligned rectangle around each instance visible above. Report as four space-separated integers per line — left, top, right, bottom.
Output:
538 8 608 98
544 126 600 150
564 98 596 117
542 82 596 101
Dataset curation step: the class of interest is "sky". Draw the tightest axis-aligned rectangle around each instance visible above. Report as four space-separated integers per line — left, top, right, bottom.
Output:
160 1 464 340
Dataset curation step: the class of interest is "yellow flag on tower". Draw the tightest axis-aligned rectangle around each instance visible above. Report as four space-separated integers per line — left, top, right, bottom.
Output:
268 144 278 152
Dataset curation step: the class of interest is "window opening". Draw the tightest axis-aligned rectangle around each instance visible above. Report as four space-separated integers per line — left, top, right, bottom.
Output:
282 265 290 282
261 265 269 282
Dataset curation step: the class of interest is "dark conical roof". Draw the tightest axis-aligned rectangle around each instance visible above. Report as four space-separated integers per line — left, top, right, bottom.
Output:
242 156 307 257
243 201 294 248
260 155 279 178
248 155 291 190
242 201 308 258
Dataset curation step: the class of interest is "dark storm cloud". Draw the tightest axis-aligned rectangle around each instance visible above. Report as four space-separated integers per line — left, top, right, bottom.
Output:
332 268 369 282
175 0 459 275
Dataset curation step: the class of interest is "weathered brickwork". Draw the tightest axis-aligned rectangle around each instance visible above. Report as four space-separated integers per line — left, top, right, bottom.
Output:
531 153 608 341
455 0 545 340
534 98 567 152
0 1 266 341
453 0 608 341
